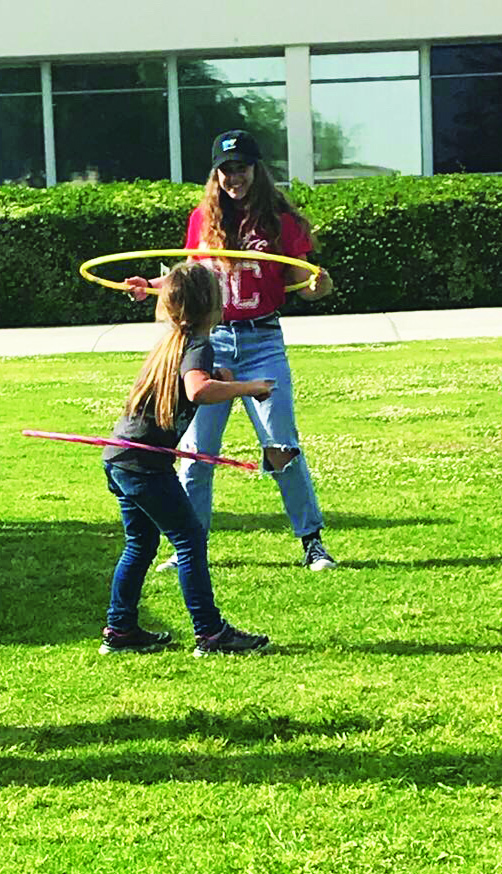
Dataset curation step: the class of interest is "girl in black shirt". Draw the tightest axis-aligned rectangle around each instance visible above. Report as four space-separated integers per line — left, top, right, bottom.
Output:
101 262 271 657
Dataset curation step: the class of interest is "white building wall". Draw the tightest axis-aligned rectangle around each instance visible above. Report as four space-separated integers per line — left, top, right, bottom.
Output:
1 0 502 60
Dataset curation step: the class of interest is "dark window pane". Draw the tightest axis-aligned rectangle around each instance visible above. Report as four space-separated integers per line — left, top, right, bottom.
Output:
0 66 41 93
52 61 166 92
180 84 287 183
432 44 502 76
433 76 502 173
54 92 169 182
0 96 45 184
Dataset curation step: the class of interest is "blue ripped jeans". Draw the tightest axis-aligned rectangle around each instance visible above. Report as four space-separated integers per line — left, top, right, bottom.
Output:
178 321 323 538
104 462 222 636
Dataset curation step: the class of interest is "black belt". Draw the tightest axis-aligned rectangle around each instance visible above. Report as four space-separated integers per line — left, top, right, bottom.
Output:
218 313 281 330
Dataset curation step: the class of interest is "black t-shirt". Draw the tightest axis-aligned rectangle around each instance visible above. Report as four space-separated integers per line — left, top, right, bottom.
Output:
102 334 214 472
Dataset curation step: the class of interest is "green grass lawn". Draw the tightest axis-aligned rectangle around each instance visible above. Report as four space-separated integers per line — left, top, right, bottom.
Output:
2 337 502 874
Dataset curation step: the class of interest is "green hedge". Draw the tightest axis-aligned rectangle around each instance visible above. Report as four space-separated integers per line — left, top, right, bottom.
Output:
1 174 502 328
0 181 201 328
284 174 502 317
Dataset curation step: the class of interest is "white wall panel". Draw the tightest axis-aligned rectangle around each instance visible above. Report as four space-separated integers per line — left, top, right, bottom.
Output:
1 0 502 59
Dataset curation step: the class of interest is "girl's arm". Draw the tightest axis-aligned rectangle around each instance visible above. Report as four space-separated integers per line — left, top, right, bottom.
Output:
184 370 274 405
125 275 164 301
125 210 201 300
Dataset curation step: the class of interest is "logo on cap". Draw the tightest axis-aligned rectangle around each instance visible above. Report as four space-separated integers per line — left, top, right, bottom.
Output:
221 138 237 152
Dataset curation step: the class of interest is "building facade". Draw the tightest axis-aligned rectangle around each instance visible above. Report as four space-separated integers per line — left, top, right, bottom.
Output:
1 0 501 187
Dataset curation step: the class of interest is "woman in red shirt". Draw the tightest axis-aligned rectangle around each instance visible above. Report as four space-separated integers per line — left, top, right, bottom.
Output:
131 130 336 571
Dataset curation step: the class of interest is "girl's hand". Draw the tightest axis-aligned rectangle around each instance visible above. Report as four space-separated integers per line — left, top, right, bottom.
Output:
125 276 150 302
247 378 275 402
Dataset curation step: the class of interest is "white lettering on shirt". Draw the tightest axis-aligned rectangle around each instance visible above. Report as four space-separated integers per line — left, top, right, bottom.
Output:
196 231 276 310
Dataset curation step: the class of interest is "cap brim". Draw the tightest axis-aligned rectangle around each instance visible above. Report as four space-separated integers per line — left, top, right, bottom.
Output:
212 152 257 170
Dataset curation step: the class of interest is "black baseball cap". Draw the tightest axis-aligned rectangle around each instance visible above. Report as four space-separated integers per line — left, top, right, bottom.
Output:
211 130 262 170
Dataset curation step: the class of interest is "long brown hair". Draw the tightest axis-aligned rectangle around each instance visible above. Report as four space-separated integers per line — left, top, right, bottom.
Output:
200 159 311 254
126 263 221 429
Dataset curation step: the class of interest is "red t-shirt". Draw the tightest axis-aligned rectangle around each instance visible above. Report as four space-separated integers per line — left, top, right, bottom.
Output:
185 206 312 321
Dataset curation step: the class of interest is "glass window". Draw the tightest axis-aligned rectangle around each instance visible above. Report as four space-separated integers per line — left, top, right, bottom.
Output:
53 92 169 182
51 61 170 182
179 57 285 87
179 58 287 184
311 51 421 179
311 51 419 81
0 96 45 184
0 66 41 94
432 76 502 173
431 44 502 76
432 43 502 173
52 61 166 92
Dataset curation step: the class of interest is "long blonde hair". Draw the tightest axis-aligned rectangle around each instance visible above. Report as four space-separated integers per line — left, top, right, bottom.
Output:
200 159 311 254
126 263 221 429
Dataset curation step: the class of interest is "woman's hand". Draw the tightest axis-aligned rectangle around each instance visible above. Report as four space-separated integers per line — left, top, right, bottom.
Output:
125 276 150 302
284 254 334 302
296 268 334 301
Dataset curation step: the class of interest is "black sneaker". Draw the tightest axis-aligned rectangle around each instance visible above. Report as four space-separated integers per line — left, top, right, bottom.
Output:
193 622 269 657
98 626 173 655
302 537 337 571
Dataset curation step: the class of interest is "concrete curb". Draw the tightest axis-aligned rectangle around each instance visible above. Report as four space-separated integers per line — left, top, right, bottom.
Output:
1 308 502 358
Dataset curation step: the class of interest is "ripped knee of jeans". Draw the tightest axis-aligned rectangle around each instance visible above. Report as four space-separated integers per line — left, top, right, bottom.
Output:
263 445 300 473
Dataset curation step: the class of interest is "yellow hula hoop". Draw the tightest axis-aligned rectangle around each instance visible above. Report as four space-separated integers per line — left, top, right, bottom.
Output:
79 249 321 294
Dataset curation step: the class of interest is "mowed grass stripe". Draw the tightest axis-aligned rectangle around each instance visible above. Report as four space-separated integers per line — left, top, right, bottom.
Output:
1 337 502 874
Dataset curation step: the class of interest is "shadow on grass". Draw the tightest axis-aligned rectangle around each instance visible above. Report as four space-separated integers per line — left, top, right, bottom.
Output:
340 555 502 571
0 708 382 752
211 554 502 571
1 710 502 787
329 636 502 657
1 518 497 644
212 510 453 533
0 519 165 646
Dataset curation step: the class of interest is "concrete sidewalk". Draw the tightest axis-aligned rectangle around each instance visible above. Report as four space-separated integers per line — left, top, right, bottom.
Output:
1 307 502 358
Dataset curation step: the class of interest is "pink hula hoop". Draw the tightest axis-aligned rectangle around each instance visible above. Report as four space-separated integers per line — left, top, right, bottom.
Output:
22 430 258 472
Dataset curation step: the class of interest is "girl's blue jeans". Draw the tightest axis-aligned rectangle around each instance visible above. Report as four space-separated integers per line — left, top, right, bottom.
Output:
178 322 324 538
104 462 222 636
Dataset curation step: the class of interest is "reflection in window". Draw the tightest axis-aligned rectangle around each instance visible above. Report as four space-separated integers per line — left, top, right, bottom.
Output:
0 66 41 93
432 76 502 174
311 51 419 81
54 92 169 182
431 43 502 76
0 96 45 185
51 62 169 182
52 61 166 92
179 59 287 183
179 57 285 86
311 77 421 180
432 44 502 173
